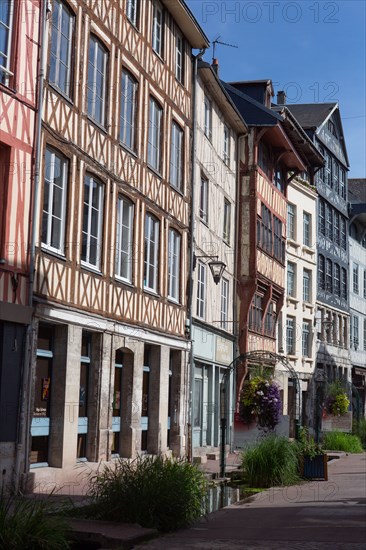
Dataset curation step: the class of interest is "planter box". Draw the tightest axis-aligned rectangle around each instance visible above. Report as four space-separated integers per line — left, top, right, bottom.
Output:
301 454 328 481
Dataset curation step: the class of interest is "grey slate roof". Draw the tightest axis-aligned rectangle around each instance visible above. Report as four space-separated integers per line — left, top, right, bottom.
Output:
349 179 366 203
283 103 336 129
222 82 282 126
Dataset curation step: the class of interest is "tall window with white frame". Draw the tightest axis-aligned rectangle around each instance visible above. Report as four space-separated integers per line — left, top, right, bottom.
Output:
148 97 162 172
175 33 184 83
115 196 134 283
220 278 229 330
303 269 311 303
0 0 14 85
364 318 366 352
144 213 159 292
87 35 108 126
353 263 359 294
223 125 230 165
42 147 68 255
326 204 333 240
223 199 231 244
287 262 296 297
286 317 295 355
49 0 74 96
334 264 340 296
204 95 212 140
302 321 311 357
170 122 183 191
303 211 311 247
120 70 137 150
81 174 104 269
196 262 206 319
287 203 296 240
326 259 333 293
168 229 181 302
126 0 138 26
353 315 359 349
199 175 208 223
152 1 163 56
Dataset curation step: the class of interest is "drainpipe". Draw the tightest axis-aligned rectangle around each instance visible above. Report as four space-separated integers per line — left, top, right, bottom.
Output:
13 0 48 491
187 48 205 463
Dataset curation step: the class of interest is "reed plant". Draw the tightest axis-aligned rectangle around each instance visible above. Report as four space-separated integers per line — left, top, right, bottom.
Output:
241 435 301 488
86 455 208 532
322 431 363 453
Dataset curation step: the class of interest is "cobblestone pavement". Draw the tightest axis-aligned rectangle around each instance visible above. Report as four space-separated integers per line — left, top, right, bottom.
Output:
134 453 366 550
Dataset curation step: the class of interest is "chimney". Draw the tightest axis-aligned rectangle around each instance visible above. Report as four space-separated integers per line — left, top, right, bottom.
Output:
277 90 286 105
211 58 219 76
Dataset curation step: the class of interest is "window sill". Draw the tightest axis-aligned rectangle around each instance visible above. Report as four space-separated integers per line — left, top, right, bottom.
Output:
80 261 103 276
147 164 162 179
286 296 299 307
152 49 165 63
40 245 67 261
126 18 140 32
302 245 315 255
302 302 314 312
287 238 300 249
167 297 180 306
86 115 108 135
48 82 74 106
175 76 185 89
114 276 134 288
169 182 184 196
119 141 138 158
143 287 160 298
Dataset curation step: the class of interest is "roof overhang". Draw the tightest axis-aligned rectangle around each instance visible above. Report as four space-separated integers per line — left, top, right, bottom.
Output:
161 0 210 49
262 125 307 172
198 63 248 135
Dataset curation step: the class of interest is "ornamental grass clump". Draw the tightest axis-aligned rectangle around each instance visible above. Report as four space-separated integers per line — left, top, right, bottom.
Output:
241 435 301 488
86 455 208 532
353 418 366 448
0 495 70 549
322 431 363 453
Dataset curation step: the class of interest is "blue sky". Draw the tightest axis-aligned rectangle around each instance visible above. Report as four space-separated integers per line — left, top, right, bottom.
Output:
187 0 366 177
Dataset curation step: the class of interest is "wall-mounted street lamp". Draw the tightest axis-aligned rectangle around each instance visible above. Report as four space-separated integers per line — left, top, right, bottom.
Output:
193 254 226 284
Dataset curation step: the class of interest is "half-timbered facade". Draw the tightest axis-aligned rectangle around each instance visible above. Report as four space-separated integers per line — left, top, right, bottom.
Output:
0 0 39 491
223 83 324 441
29 0 208 488
191 61 247 461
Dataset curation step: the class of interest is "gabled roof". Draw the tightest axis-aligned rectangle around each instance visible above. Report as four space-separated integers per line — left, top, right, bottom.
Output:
284 103 350 167
283 103 335 129
349 179 366 203
222 82 282 126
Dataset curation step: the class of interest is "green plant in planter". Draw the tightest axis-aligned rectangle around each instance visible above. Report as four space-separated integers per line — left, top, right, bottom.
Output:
297 427 324 459
324 380 350 416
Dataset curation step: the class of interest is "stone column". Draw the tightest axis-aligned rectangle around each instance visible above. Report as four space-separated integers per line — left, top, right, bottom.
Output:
120 339 143 458
147 345 169 454
49 324 81 468
169 349 188 457
95 332 112 462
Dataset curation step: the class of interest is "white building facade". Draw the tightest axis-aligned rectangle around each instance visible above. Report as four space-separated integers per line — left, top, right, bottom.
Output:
191 61 247 460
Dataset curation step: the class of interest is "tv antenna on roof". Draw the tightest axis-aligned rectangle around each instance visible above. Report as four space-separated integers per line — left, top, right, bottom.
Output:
212 35 238 60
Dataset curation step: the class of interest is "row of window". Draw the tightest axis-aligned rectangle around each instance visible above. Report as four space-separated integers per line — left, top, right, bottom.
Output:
318 255 347 299
43 147 182 300
48 1 186 189
248 294 277 337
352 263 366 298
318 199 347 250
350 315 366 351
287 263 312 303
318 145 346 200
199 175 232 244
257 141 287 193
257 204 285 262
316 308 348 349
287 203 312 247
196 262 229 329
203 95 232 166
286 317 312 357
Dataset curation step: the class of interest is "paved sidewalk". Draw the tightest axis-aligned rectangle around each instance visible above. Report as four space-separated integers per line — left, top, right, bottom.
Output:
134 452 366 550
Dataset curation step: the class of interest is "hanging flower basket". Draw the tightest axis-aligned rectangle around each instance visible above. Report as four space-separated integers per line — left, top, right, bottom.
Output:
324 381 350 417
239 371 282 431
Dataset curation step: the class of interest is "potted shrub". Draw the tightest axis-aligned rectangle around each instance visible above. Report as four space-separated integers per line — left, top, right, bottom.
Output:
298 427 328 481
239 369 282 431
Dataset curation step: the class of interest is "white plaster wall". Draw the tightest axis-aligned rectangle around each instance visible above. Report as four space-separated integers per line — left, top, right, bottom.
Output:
349 236 366 366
